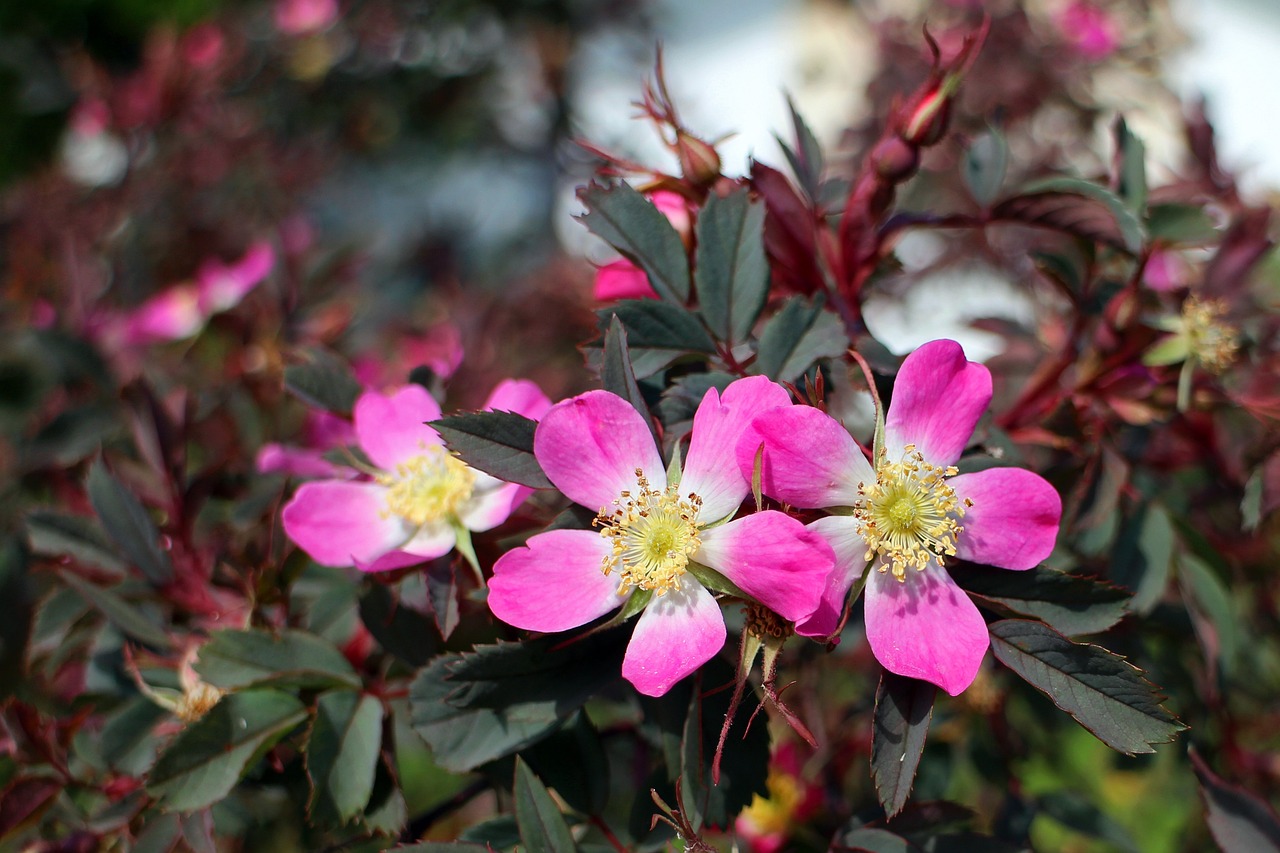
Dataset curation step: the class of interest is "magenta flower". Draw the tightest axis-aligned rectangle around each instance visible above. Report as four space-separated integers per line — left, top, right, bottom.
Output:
1056 1 1120 60
738 340 1061 695
487 378 835 697
274 0 339 36
282 379 551 572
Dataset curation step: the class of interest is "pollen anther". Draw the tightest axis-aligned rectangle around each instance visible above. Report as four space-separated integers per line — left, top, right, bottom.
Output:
594 470 702 595
379 448 476 525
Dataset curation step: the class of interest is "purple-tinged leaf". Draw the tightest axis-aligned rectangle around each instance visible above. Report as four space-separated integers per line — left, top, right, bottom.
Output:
601 313 659 448
283 348 362 416
578 182 690 303
430 411 553 490
1191 750 1280 853
871 671 936 819
949 564 1129 637
87 459 173 586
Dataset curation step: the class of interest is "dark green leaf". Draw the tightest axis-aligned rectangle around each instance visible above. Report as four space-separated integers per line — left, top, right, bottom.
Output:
595 301 717 379
193 628 360 691
131 813 182 853
602 314 659 448
578 182 691 303
395 844 492 852
459 815 522 849
777 93 824 200
100 696 168 775
283 349 362 415
1148 204 1217 245
307 691 383 825
525 712 610 815
752 296 848 382
514 757 578 853
147 689 307 812
988 619 1185 754
0 540 31 699
995 178 1145 253
1192 749 1280 853
359 584 439 667
362 753 408 836
656 372 735 429
26 404 121 468
430 411 553 491
964 128 1009 208
1113 118 1147 213
695 188 769 344
59 570 172 650
1178 553 1239 674
949 564 1129 636
86 459 174 586
871 672 936 818
425 560 460 640
1036 790 1138 852
838 827 923 853
25 509 127 575
1113 502 1173 615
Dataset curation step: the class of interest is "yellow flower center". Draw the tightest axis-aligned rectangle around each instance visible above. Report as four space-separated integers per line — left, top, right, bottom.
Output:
854 444 969 582
379 449 476 526
1181 295 1239 374
740 768 804 837
595 470 702 596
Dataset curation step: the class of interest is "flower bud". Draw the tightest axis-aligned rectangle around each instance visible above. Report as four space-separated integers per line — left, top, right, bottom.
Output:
675 130 722 186
901 87 952 147
869 136 920 184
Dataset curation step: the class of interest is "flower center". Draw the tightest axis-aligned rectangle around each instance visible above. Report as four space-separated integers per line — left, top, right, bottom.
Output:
379 449 476 526
1181 295 1239 374
854 444 969 582
595 470 702 596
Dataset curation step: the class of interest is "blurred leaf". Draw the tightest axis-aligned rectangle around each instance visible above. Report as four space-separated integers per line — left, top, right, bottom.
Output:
0 776 61 842
602 314 659 447
87 459 173 586
656 372 735 430
964 128 1009 208
578 182 690 303
1191 749 1280 853
950 565 1129 636
147 689 307 812
695 188 769 344
1113 118 1147 213
595 301 716 379
524 712 610 816
1178 553 1239 675
100 696 168 775
307 690 383 825
27 404 121 468
459 815 521 848
872 672 936 819
1112 502 1174 616
1148 204 1217 245
995 178 1144 253
361 753 408 836
838 827 923 852
988 619 1185 754
59 570 172 650
283 349 362 416
430 411 553 490
1032 250 1088 296
132 813 182 853
0 539 31 698
193 629 360 691
1242 467 1264 532
751 161 826 296
777 94 825 200
514 757 578 853
25 509 127 575
181 809 216 853
1037 791 1138 852
359 583 439 667
752 296 848 382
396 844 492 852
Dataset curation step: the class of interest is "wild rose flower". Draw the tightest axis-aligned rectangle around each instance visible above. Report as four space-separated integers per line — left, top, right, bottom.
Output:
282 379 551 571
487 378 834 697
739 339 1061 695
592 190 692 302
1056 2 1120 60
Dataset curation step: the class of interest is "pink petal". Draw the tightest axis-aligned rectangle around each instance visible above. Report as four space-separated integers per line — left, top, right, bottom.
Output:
884 339 992 467
680 378 789 521
863 563 988 696
282 481 411 567
354 550 430 573
197 241 275 313
621 574 726 697
274 0 338 35
255 443 344 479
695 510 832 623
951 468 1061 570
354 385 443 470
483 378 552 420
458 476 530 532
650 190 692 237
127 285 205 343
534 391 665 511
488 530 624 632
401 522 457 560
593 260 657 301
737 405 871 509
795 515 868 638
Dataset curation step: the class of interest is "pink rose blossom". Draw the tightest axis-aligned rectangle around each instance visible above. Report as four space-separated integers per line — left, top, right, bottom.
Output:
738 339 1061 695
1056 2 1120 60
487 378 834 697
282 380 551 571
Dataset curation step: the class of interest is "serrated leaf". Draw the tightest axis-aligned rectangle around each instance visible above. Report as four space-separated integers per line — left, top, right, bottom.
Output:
988 619 1185 754
964 128 1008 208
695 188 769 344
307 691 383 825
430 411 552 490
594 301 716 379
578 182 691 303
995 178 1145 253
949 564 1129 636
602 314 659 448
100 696 168 775
25 509 127 575
1192 749 1280 853
359 584 439 667
871 672 936 818
515 757 579 853
146 689 307 812
752 297 848 382
283 349 362 415
86 459 173 586
193 628 360 691
362 753 408 836
1148 204 1217 245
59 570 172 650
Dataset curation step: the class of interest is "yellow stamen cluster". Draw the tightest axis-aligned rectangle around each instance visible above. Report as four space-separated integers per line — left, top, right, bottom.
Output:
595 470 702 596
380 449 476 525
176 682 224 723
1181 295 1239 374
854 444 970 582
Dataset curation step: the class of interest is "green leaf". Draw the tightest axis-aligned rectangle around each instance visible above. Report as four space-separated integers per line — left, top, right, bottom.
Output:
1147 203 1217 245
193 628 360 691
359 583 439 667
837 827 923 853
578 182 691 303
1191 749 1280 853
86 459 173 586
996 178 1145 253
871 672 936 819
988 619 1185 754
964 127 1009 208
307 691 383 825
595 301 717 379
283 348 362 415
0 539 31 699
601 314 659 448
0 776 62 842
524 712 610 816
430 411 553 490
1036 790 1138 852
100 696 168 775
1178 553 1239 674
425 560 460 640
514 757 579 853
752 296 848 382
1113 117 1147 213
695 188 769 344
949 564 1129 636
394 844 492 852
59 570 173 650
777 93 824 201
25 509 127 575
1115 502 1174 616
147 689 308 812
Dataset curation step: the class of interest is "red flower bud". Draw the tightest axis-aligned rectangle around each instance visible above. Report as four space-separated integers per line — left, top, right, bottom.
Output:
870 136 920 183
675 130 722 186
901 88 952 147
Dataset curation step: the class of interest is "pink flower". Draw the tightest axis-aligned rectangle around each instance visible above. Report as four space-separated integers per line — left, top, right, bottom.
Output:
487 378 834 697
274 0 339 36
282 380 551 571
738 340 1061 695
1056 2 1120 60
591 190 692 302
257 410 359 480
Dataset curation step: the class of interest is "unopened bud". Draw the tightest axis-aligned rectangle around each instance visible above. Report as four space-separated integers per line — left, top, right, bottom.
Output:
869 136 920 184
675 130 722 186
901 87 952 147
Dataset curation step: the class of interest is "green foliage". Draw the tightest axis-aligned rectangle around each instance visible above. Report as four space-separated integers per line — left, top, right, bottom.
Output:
431 411 553 490
193 629 361 691
695 188 769 344
514 757 579 853
283 349 363 416
307 691 383 825
86 459 173 586
751 296 848 381
872 672 936 818
950 564 1130 636
579 183 691 303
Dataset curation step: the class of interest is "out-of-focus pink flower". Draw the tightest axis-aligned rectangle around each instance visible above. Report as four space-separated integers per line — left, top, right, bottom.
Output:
197 241 276 314
257 409 358 479
1056 2 1120 60
279 214 316 256
181 23 225 70
274 0 339 36
69 99 111 137
650 190 692 239
353 322 465 387
1144 250 1189 293
592 190 693 302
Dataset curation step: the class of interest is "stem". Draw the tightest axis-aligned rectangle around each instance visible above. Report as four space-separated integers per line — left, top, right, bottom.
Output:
589 815 629 853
